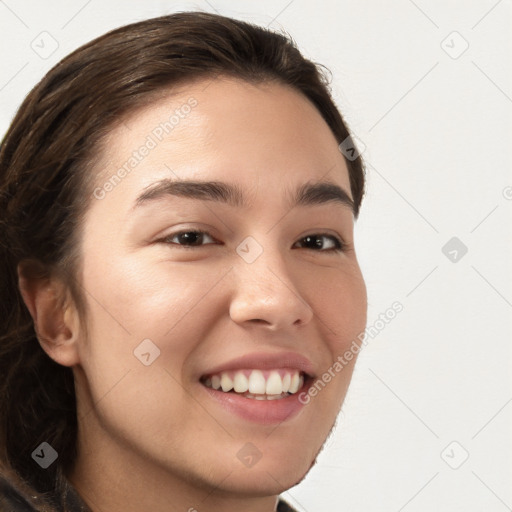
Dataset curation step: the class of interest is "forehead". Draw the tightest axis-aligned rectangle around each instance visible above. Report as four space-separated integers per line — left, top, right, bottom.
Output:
90 76 351 210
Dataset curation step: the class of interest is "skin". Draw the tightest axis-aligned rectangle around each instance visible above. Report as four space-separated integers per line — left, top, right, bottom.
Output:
18 77 367 512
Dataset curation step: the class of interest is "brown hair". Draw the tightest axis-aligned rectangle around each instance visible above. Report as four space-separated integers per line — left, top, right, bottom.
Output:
0 10 365 509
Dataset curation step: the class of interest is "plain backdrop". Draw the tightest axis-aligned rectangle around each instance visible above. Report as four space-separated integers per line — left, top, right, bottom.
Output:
1 1 511 511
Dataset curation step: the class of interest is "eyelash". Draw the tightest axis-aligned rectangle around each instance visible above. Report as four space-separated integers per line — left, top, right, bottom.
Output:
160 230 347 253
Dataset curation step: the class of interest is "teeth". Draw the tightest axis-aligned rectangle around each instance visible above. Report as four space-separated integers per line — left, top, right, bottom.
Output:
248 370 266 394
203 369 306 398
211 375 221 390
220 374 233 392
244 392 289 400
282 373 291 393
289 372 301 393
265 371 283 395
233 372 249 393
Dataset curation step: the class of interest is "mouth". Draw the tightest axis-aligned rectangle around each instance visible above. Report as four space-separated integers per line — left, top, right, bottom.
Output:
200 368 311 401
198 352 315 424
199 368 314 424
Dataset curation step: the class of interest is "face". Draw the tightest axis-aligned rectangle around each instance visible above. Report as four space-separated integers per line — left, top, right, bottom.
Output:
71 76 367 496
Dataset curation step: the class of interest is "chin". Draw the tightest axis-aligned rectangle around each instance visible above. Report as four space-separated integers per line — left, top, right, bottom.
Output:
224 441 317 493
219 459 313 496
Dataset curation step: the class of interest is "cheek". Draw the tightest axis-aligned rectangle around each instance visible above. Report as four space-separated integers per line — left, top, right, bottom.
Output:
301 268 366 429
311 261 367 349
80 248 213 339
75 256 227 444
77 250 233 399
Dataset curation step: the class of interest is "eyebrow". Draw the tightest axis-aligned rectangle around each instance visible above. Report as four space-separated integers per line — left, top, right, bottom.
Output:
132 178 355 214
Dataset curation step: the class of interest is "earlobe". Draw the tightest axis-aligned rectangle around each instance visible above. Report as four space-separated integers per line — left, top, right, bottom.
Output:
17 260 81 367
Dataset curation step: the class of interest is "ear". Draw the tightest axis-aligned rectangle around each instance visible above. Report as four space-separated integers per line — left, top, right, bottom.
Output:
17 260 81 367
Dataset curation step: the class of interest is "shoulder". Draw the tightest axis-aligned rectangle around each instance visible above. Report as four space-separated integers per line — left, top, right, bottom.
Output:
1 467 295 512
0 472 40 511
277 498 298 512
0 462 93 512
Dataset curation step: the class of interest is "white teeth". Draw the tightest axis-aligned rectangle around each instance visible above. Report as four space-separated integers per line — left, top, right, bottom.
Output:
220 374 233 392
289 373 301 393
282 373 291 393
233 372 249 393
203 369 306 398
211 375 221 390
248 370 266 394
265 371 283 395
244 392 289 401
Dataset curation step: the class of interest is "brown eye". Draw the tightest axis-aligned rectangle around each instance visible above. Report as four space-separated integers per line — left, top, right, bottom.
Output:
162 230 216 247
294 233 345 252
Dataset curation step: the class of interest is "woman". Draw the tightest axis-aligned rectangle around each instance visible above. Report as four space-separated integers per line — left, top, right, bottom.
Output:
0 11 367 512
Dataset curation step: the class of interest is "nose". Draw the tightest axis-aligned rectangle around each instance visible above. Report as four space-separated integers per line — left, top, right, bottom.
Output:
229 247 314 331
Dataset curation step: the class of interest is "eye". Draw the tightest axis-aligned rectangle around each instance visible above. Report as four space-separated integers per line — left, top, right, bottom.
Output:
160 229 345 253
294 233 346 253
161 230 217 248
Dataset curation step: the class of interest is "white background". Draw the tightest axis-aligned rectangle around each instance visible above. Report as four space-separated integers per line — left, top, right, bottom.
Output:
1 1 511 511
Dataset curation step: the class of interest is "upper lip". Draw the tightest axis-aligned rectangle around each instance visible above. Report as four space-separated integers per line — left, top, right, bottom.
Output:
200 352 316 378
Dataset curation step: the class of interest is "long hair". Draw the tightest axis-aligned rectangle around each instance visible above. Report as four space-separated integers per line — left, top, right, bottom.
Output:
0 10 365 510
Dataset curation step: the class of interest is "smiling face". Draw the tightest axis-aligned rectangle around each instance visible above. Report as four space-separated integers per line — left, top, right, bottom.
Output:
68 76 367 503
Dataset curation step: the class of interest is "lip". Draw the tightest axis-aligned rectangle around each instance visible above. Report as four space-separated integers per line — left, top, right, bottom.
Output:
199 351 316 378
200 375 312 425
198 351 315 425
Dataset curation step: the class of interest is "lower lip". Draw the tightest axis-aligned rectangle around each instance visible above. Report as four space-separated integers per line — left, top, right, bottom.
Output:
200 379 311 425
